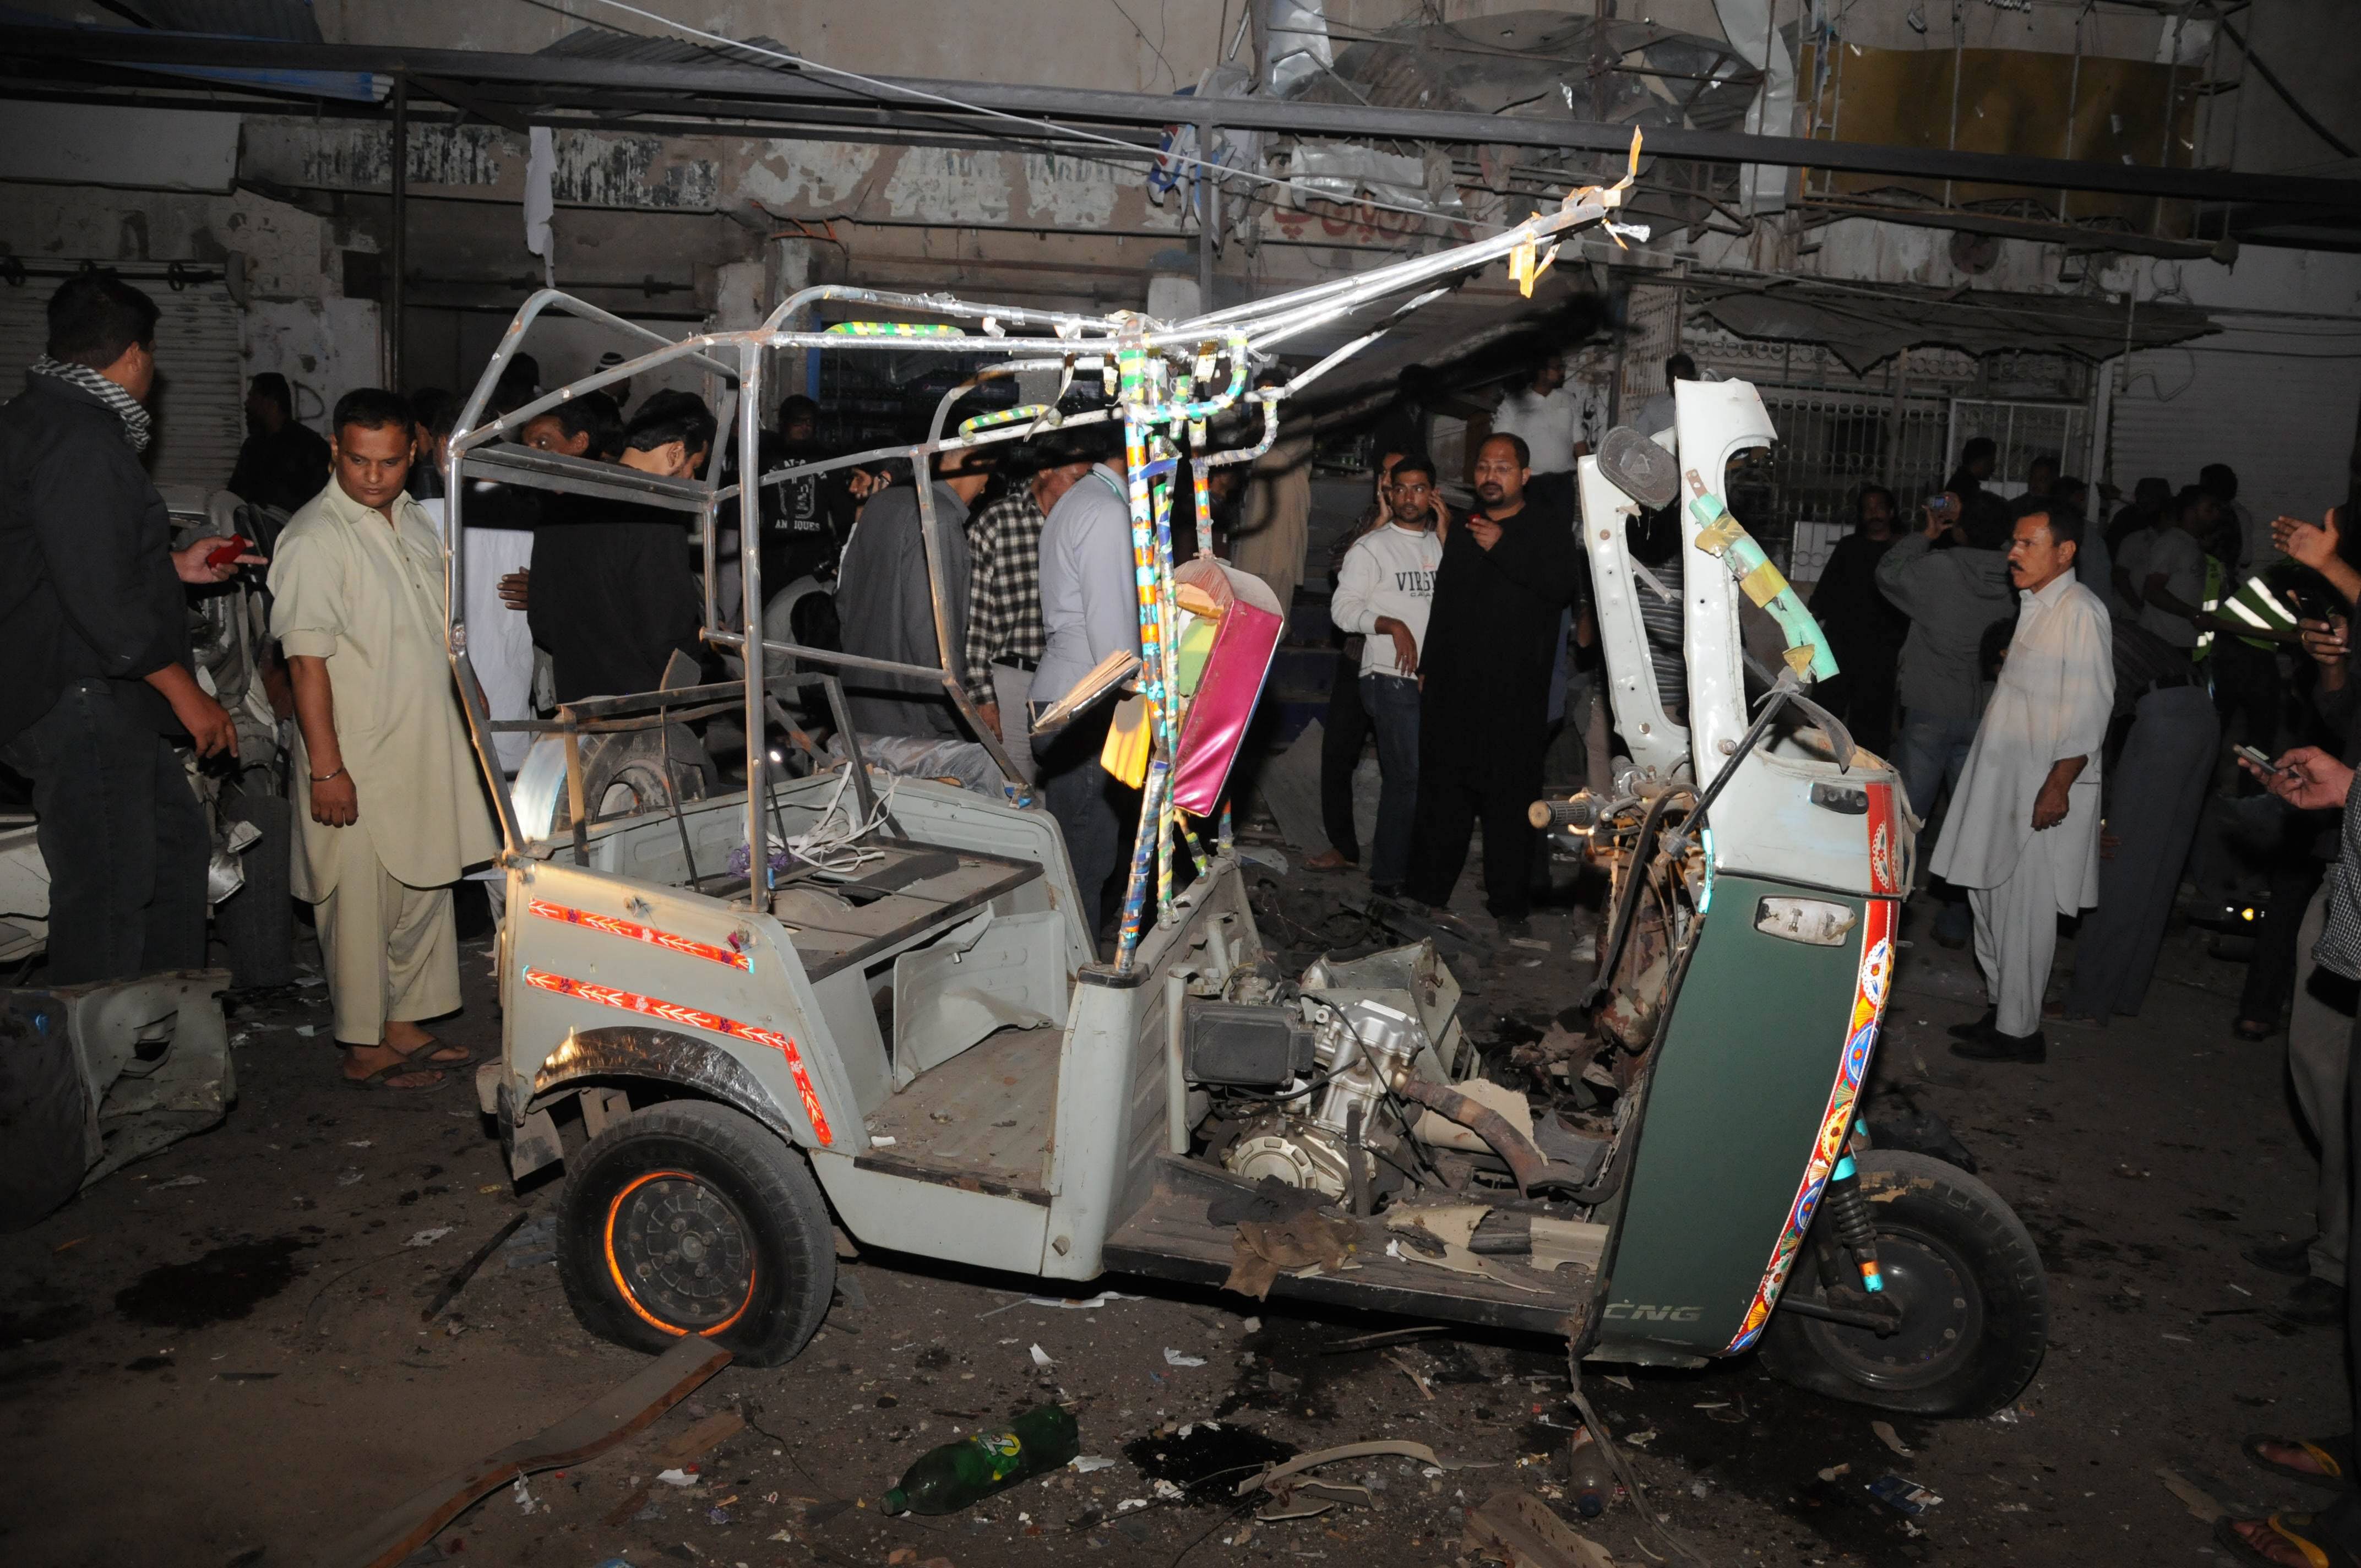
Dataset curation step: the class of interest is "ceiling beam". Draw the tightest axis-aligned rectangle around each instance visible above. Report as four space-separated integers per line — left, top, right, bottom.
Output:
6 23 2359 209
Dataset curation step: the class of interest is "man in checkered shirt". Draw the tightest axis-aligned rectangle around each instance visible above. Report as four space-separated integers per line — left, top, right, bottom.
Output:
964 437 1097 782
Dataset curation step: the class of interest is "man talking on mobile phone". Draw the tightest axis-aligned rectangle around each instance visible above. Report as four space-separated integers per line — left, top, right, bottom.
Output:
0 272 258 984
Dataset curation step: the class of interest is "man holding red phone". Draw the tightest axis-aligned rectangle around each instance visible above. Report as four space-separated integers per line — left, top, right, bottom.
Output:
0 273 260 983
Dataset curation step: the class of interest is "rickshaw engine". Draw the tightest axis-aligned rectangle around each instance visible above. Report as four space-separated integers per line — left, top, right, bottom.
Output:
1217 997 1424 1201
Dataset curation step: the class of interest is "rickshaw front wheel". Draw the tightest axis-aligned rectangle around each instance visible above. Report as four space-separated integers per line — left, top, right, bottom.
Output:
557 1099 837 1367
1759 1149 2049 1419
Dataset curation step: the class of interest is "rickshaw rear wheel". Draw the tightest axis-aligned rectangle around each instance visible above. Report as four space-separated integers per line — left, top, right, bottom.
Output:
557 1099 837 1367
1759 1149 2048 1418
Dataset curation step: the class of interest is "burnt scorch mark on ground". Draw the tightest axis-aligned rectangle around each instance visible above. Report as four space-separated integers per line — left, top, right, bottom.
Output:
114 1236 312 1330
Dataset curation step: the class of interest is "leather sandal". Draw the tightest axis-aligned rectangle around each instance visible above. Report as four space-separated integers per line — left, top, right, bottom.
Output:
2245 1435 2358 1489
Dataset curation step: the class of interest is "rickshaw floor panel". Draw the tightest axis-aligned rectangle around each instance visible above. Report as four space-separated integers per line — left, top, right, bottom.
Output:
853 1022 1061 1205
777 848 1044 982
1102 1158 1597 1336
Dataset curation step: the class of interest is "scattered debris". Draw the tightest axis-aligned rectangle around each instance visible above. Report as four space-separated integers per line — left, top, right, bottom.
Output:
401 1227 453 1249
979 1291 1141 1319
1384 1351 1435 1400
1461 1488 1618 1568
1222 1209 1359 1300
1324 1325 1447 1354
1864 1473 1941 1517
1030 1344 1056 1369
420 1212 531 1324
1069 1457 1118 1474
1816 1462 1851 1484
1236 1440 1467 1520
1162 1348 1207 1368
1870 1420 1913 1457
2156 1467 2227 1523
603 1411 748 1526
156 1174 205 1189
509 1477 540 1515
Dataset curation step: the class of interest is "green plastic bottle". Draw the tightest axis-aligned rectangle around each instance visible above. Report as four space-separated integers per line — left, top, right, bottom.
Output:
880 1404 1080 1515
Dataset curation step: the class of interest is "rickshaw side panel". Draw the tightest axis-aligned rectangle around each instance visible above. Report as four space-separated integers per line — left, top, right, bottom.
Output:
1600 876 1886 1358
1042 865 1263 1281
498 858 859 1156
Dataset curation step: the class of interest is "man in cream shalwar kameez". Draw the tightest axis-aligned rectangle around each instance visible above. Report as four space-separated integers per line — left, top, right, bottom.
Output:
1930 506 2114 1062
269 392 498 1088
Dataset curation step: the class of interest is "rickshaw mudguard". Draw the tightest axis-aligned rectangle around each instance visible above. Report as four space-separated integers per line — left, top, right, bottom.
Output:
1595 879 1897 1359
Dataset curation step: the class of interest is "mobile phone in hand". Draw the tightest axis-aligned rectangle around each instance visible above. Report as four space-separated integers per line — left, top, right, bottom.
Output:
205 533 251 568
2235 744 2283 774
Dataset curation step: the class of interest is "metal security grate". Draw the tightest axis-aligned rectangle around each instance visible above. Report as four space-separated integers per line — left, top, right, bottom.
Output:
1748 390 1955 569
1947 398 2092 493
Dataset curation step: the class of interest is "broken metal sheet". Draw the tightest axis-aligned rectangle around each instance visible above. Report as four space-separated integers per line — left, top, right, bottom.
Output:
1237 1439 1467 1499
1385 1204 1545 1292
1692 282 2216 372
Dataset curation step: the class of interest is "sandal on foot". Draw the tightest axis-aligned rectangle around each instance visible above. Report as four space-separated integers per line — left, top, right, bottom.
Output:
387 1034 477 1070
344 1059 450 1092
2245 1435 2358 1489
2216 1512 2361 1567
1303 850 1356 872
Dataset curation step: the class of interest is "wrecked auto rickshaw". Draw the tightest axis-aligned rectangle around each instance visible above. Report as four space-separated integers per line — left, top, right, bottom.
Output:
456 160 2046 1420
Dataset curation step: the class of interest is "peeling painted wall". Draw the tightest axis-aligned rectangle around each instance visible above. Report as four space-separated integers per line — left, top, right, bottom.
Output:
882 147 1013 227
0 181 334 301
552 134 719 211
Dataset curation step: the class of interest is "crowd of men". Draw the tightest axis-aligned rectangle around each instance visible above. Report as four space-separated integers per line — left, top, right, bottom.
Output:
13 269 2361 1562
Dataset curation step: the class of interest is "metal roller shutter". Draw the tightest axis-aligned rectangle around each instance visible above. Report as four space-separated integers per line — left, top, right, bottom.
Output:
0 274 244 491
2109 324 2361 524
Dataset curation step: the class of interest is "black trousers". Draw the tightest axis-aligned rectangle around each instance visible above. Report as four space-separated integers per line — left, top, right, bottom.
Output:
1405 694 1545 919
2212 637 2281 765
1 678 209 985
1319 651 1371 862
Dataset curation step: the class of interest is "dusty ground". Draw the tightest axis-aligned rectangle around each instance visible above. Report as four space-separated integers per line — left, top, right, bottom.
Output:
0 850 2344 1567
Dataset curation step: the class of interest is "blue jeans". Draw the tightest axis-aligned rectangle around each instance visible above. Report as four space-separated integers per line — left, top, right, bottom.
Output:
1361 673 1421 891
1896 707 1982 821
0 678 209 985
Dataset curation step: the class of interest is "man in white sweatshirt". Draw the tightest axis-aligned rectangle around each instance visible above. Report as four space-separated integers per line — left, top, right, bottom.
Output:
1329 455 1448 896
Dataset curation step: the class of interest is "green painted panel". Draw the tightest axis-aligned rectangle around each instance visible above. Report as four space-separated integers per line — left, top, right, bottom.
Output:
1598 876 1869 1354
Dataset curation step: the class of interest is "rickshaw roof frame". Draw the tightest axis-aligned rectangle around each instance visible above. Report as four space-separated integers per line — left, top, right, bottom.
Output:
442 176 1638 893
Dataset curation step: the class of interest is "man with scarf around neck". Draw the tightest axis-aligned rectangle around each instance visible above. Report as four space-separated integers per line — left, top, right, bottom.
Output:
0 272 258 983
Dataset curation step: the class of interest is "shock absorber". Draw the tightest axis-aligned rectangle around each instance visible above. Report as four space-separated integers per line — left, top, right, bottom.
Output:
1823 1154 1885 1294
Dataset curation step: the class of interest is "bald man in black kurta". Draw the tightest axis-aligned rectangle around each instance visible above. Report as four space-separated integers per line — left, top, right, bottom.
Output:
1403 433 1582 933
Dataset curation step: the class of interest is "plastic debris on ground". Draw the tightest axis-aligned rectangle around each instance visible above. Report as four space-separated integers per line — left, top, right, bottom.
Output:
1069 1456 1118 1474
1460 1488 1617 1568
1233 1440 1466 1523
1162 1348 1207 1368
1864 1473 1940 1516
656 1468 700 1488
1029 1344 1056 1369
402 1227 453 1248
1870 1419 1913 1457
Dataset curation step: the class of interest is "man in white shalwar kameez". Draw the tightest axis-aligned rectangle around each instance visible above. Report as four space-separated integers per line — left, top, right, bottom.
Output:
270 390 499 1091
1930 503 2114 1063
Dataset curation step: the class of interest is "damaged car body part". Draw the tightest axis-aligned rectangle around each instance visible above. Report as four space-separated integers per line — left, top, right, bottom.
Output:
459 154 2044 1418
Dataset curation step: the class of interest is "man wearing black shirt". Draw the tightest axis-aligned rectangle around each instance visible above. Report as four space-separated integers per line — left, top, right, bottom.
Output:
1403 432 1582 943
756 394 860 589
1944 435 1997 502
228 372 332 515
519 394 708 704
0 273 252 982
